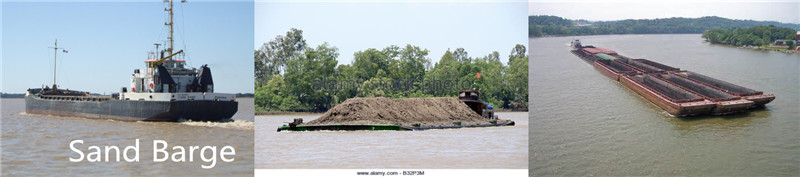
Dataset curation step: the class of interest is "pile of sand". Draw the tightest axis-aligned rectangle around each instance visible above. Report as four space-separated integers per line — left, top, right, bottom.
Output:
304 97 511 127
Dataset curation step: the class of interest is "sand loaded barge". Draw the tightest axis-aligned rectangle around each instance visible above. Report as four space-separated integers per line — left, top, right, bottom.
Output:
570 40 774 116
278 91 514 132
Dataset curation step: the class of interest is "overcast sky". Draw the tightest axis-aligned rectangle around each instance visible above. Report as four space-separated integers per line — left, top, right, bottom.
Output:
529 0 800 24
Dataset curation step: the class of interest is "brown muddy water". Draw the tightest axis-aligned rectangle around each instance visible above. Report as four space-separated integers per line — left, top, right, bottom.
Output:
530 34 799 176
1 98 255 176
256 112 528 169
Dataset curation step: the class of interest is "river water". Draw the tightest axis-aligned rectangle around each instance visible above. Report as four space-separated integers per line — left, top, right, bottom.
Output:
1 98 255 176
529 34 799 176
256 112 528 169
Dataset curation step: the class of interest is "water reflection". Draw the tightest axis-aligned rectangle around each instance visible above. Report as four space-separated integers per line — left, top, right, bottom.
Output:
257 112 528 169
1 98 255 176
668 108 771 132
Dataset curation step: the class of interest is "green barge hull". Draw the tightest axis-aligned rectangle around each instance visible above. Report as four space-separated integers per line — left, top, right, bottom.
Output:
277 121 515 132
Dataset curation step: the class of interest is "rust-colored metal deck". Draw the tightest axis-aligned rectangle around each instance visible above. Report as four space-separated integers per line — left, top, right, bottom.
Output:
570 46 775 116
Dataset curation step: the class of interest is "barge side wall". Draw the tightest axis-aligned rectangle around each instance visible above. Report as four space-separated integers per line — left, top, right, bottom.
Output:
25 96 237 121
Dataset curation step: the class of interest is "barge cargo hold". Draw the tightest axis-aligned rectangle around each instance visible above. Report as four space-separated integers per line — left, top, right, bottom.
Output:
620 74 716 116
569 39 775 116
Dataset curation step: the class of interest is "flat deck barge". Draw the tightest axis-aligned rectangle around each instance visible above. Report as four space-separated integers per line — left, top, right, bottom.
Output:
276 120 515 132
569 40 775 116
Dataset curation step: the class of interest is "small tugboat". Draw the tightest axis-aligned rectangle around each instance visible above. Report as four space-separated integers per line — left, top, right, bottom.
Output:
25 0 237 122
569 39 774 116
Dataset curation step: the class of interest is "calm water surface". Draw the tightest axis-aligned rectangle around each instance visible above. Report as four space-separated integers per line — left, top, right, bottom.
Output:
529 34 799 176
256 112 528 169
1 98 255 176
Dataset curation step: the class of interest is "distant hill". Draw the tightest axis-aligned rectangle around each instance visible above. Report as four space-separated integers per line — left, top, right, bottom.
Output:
1 92 25 98
529 15 800 37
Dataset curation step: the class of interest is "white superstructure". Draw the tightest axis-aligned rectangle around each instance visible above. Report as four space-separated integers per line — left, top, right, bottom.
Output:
118 0 234 102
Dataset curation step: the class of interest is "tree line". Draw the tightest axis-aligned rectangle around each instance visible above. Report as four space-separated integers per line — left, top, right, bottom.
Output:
1 93 26 98
702 25 796 47
255 28 528 113
529 15 800 37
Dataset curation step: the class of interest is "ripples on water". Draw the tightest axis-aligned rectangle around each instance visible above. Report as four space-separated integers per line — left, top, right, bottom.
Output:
1 98 255 176
256 112 528 169
530 34 799 176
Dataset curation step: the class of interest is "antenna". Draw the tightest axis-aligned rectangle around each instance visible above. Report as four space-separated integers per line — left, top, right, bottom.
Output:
154 43 162 58
48 39 66 90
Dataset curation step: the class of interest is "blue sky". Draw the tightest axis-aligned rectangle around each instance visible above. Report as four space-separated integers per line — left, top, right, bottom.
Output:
255 0 528 66
2 1 254 94
529 0 800 24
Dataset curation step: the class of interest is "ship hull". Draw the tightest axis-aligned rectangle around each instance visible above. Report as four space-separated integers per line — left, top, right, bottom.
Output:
25 95 237 122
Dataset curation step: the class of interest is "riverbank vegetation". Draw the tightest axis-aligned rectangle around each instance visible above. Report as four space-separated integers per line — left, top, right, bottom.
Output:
529 15 800 37
702 25 797 51
254 29 528 114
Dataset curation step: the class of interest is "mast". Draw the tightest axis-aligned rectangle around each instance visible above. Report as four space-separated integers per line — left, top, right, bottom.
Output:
48 39 65 89
163 0 186 62
165 0 174 61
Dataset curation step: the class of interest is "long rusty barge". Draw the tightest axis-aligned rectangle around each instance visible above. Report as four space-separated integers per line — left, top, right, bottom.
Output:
570 39 774 116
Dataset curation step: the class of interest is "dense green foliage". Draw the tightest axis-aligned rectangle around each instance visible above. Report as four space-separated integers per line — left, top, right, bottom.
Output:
702 25 797 47
255 29 528 112
529 15 800 37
